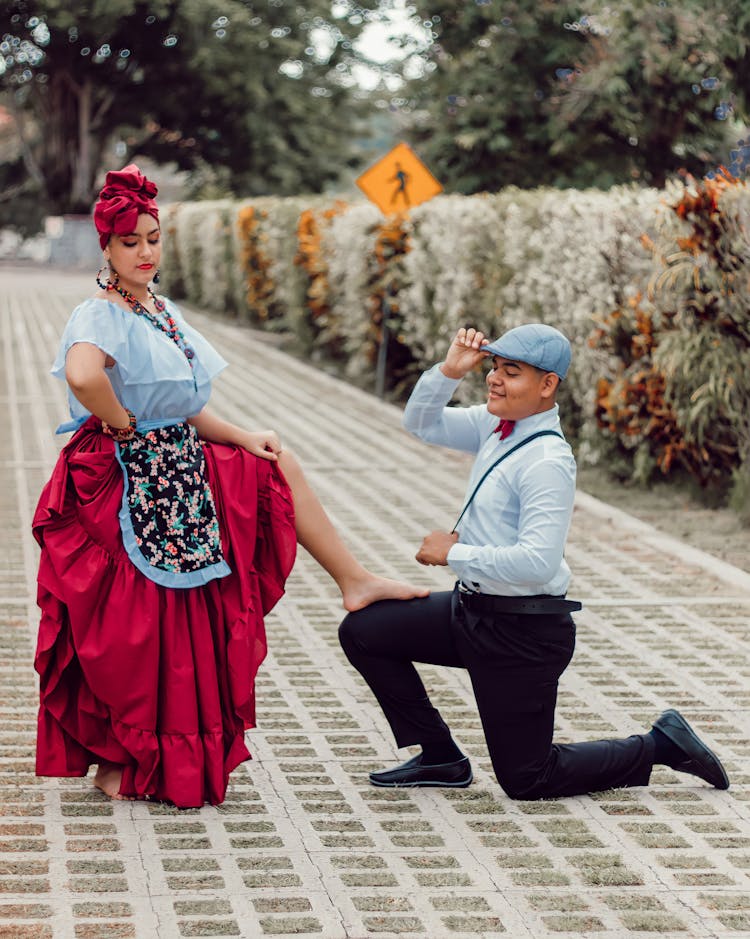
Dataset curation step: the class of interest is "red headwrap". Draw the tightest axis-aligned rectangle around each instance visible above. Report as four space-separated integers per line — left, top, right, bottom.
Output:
93 164 159 249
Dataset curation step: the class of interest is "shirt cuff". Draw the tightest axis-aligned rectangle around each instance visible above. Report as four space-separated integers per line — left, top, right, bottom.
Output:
446 542 477 577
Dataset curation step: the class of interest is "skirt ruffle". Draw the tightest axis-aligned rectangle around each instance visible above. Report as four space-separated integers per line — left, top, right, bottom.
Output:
33 418 296 807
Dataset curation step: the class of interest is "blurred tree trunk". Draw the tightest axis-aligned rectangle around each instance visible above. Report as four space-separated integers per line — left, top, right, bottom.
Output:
1 0 374 220
33 73 110 213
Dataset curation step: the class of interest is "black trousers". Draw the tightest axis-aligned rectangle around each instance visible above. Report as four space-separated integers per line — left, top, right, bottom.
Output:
339 587 654 800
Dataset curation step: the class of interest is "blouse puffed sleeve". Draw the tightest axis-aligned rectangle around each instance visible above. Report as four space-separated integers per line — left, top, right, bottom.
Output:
51 299 134 380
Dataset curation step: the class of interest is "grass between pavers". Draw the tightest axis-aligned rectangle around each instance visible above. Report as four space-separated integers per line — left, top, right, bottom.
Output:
430 896 492 912
541 913 606 931
496 853 553 870
173 901 233 916
0 927 54 939
657 853 715 870
64 822 117 834
388 835 445 848
700 893 750 910
675 873 735 886
351 897 414 912
243 873 303 888
66 876 130 894
65 839 121 853
441 915 505 933
0 904 53 918
718 913 750 929
4 286 750 939
413 872 473 887
360 917 423 934
566 852 644 887
528 894 589 912
258 917 326 935
532 818 606 849
252 898 313 914
177 922 241 937
331 855 387 870
74 925 135 939
619 911 688 931
511 871 570 886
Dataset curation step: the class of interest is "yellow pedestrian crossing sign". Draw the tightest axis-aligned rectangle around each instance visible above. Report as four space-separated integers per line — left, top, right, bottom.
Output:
356 142 443 215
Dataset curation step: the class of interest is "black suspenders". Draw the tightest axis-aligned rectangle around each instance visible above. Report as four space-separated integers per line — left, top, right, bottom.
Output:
451 430 563 533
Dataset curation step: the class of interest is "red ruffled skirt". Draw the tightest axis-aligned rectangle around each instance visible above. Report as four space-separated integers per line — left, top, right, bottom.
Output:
33 419 296 808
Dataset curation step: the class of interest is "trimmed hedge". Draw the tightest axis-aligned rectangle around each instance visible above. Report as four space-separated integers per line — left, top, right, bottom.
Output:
159 179 750 504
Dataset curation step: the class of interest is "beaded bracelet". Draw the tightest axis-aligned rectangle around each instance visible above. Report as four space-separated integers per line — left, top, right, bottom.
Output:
102 409 137 442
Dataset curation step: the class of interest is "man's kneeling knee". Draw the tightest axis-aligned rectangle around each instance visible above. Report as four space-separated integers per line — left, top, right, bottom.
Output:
496 770 551 802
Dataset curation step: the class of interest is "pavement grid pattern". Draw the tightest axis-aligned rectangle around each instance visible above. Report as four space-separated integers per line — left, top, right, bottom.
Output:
1 265 750 939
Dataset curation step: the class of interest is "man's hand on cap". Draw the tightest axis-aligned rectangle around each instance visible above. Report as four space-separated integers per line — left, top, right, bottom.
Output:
441 327 490 380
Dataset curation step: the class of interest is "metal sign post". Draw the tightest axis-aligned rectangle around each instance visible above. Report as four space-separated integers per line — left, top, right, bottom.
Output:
375 289 392 399
355 143 443 398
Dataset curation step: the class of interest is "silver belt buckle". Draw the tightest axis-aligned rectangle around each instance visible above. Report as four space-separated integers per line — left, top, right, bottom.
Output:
458 581 480 595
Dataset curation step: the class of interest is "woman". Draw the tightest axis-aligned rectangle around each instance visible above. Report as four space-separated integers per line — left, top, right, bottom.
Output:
33 164 426 808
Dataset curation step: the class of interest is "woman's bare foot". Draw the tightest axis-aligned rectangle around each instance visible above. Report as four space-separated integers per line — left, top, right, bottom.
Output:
342 574 429 612
93 763 134 801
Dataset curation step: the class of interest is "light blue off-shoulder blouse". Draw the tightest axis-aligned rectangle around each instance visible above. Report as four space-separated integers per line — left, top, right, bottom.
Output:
51 296 232 589
52 297 228 431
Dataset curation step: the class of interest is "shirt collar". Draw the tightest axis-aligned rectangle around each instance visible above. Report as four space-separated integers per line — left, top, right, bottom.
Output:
498 404 562 442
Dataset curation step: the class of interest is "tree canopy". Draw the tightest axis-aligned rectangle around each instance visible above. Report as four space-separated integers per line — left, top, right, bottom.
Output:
3 0 749 221
0 0 378 216
402 0 750 192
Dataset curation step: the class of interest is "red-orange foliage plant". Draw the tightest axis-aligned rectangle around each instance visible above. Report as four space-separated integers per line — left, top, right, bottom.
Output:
294 201 347 335
237 205 276 322
362 214 419 394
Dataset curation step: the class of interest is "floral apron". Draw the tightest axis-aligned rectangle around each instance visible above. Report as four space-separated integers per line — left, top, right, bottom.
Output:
115 419 231 587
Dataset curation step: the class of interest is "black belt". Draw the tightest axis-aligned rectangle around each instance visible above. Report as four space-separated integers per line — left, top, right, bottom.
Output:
456 584 582 615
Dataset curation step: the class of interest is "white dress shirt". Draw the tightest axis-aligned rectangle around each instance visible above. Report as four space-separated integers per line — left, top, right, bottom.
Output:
403 364 576 597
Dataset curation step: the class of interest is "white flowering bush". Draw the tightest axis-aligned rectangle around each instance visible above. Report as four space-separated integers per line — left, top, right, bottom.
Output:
197 200 237 314
171 201 213 305
159 202 183 298
225 200 247 316
485 186 660 450
400 193 503 364
247 196 322 331
161 186 678 467
164 187 660 420
325 201 382 376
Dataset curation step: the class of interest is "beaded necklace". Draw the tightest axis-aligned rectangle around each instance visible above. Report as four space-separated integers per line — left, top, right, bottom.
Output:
105 279 197 390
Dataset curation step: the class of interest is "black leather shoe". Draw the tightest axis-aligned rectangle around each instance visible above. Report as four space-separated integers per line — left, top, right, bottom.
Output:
653 709 729 790
369 754 473 788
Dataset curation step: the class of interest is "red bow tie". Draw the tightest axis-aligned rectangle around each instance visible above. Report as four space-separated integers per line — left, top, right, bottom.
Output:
494 419 516 440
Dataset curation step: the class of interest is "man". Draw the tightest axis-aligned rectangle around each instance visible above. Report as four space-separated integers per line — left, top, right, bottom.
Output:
339 324 729 798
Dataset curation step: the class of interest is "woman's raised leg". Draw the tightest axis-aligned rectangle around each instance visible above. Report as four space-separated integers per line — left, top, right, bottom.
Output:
278 450 429 611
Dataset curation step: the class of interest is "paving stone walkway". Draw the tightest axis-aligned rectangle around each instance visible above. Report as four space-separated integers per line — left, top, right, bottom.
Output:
1 264 750 939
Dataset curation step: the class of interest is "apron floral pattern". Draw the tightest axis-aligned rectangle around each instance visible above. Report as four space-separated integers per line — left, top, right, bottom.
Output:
118 422 226 575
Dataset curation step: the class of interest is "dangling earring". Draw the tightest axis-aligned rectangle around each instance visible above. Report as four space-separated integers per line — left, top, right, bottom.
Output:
96 263 120 291
152 269 160 285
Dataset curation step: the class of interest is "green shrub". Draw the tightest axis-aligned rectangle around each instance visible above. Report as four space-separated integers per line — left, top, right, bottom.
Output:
160 179 750 507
